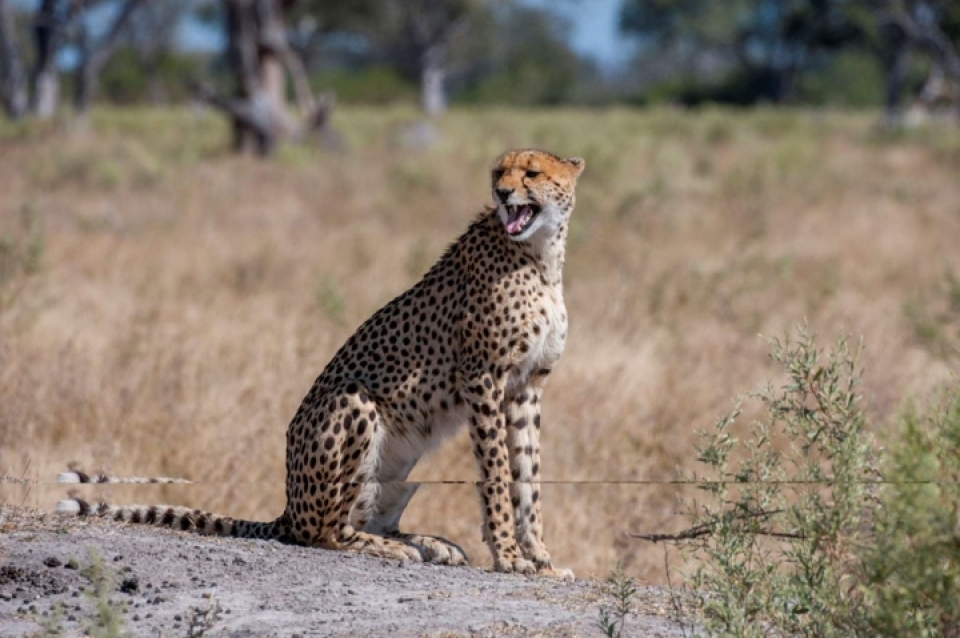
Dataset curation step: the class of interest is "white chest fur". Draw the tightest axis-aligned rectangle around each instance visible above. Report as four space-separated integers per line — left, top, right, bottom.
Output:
508 285 567 395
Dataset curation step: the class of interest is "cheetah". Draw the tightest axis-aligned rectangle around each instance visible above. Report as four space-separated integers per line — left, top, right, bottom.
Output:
58 149 585 577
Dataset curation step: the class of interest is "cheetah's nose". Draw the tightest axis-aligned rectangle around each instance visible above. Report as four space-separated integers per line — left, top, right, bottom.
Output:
495 188 513 203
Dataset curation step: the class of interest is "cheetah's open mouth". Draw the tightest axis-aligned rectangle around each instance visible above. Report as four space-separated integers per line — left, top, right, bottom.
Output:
503 203 541 236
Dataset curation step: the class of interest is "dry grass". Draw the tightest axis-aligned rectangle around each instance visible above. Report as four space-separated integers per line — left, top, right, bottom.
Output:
1 106 958 584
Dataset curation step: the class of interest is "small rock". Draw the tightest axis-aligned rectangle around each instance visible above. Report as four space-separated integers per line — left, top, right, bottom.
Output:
43 557 62 568
65 559 79 570
119 576 139 594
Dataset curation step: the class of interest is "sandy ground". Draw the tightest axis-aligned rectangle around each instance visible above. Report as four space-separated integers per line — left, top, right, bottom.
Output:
1 508 688 637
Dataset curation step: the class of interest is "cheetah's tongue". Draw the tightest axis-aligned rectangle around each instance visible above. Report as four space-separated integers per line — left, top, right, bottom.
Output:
505 205 532 235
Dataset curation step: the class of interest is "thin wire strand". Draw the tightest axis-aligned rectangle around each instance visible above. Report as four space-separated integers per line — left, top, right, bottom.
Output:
3 477 959 486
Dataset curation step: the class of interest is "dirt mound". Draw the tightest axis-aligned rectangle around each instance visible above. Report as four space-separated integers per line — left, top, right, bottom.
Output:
1 510 684 636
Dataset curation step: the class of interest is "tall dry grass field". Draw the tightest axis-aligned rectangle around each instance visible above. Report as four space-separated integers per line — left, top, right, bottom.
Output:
1 107 959 583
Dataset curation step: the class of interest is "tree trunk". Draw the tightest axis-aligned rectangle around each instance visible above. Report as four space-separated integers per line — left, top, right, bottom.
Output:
202 0 331 156
876 3 960 127
420 45 447 117
31 0 60 118
882 27 909 127
0 0 28 119
402 6 469 118
225 0 268 154
260 53 286 114
73 18 92 114
33 68 58 117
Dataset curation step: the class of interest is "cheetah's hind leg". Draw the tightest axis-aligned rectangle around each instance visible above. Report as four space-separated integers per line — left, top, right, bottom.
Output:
357 481 470 566
286 380 420 563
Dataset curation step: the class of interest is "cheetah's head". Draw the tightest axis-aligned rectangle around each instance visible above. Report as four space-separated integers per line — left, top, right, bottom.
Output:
491 149 585 243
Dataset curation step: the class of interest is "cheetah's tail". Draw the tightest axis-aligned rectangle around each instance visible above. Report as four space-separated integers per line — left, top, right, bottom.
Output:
55 498 290 541
58 470 192 485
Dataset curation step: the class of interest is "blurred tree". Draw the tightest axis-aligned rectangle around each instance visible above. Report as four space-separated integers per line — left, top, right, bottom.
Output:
116 0 191 104
375 0 478 116
31 0 69 118
193 0 340 155
864 0 960 123
456 3 581 106
621 0 960 116
19 0 145 118
99 45 203 104
0 0 27 119
740 0 862 101
73 0 145 115
620 0 861 104
288 0 378 70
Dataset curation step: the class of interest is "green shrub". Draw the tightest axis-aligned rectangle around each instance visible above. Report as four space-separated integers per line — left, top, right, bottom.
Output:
598 562 638 638
860 391 960 637
100 46 204 105
311 68 417 106
679 328 877 637
80 549 127 638
644 327 960 636
795 50 884 108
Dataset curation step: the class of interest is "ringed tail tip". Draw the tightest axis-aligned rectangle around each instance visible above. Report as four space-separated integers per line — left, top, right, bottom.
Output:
58 472 82 483
56 498 84 515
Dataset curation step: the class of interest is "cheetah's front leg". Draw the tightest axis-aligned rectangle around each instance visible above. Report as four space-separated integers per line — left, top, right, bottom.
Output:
462 369 536 575
506 373 573 579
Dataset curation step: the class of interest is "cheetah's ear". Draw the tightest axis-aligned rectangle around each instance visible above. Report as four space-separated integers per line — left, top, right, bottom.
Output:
565 156 585 177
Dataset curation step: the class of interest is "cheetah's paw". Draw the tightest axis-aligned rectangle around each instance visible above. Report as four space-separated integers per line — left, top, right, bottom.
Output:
342 532 423 563
537 566 575 581
493 555 536 575
393 533 469 566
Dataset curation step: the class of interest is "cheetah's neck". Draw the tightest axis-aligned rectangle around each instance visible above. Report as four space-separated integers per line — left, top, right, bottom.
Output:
525 219 568 287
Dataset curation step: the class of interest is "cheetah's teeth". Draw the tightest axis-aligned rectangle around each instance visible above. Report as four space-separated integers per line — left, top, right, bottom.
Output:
504 204 539 235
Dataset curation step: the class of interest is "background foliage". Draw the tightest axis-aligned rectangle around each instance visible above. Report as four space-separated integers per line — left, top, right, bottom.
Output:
658 330 959 636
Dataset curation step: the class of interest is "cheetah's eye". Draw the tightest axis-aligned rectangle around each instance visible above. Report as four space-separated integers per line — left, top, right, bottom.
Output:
493 169 505 180
525 170 540 179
